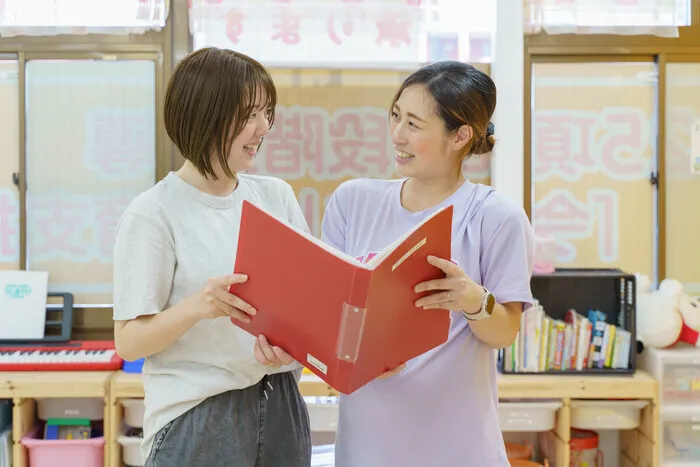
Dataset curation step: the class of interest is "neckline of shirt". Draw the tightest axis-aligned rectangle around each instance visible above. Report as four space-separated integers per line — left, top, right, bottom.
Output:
166 171 249 209
391 177 474 217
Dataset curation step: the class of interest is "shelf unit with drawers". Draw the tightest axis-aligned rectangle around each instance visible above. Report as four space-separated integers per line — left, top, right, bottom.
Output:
639 345 700 466
0 369 659 467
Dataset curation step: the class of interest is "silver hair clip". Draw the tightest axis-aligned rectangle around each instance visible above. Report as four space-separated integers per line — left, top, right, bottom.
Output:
486 122 495 137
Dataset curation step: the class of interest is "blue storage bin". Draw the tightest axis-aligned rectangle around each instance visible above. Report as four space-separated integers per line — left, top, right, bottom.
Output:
122 358 144 373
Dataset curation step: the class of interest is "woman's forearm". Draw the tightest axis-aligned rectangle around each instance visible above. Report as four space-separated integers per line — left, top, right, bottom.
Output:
114 295 202 361
468 302 522 349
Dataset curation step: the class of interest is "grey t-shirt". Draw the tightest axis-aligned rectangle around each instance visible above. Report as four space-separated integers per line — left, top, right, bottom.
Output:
112 172 309 459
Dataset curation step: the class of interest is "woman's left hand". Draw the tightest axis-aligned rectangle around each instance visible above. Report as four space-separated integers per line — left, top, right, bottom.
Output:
414 255 484 313
254 334 294 368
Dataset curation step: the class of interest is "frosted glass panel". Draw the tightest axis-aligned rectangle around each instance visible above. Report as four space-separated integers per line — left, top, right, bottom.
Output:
24 59 156 305
190 0 496 66
531 62 657 277
253 68 491 237
665 62 700 294
0 59 20 271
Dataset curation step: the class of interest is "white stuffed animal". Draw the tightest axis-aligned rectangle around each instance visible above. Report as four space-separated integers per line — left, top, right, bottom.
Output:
636 274 700 350
635 274 684 349
676 283 700 346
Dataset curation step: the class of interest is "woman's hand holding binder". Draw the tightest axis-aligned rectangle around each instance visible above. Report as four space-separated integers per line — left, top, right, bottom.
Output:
194 273 258 323
254 334 294 368
376 363 406 379
413 256 482 313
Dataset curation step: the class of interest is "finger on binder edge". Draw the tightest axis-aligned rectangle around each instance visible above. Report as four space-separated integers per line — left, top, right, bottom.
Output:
377 363 406 379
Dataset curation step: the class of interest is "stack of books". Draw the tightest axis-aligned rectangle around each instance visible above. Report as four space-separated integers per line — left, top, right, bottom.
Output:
500 301 633 373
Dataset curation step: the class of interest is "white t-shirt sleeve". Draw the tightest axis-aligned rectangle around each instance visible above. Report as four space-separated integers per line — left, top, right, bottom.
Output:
113 211 175 321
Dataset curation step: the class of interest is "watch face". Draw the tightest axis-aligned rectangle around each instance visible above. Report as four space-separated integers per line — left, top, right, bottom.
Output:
485 293 496 314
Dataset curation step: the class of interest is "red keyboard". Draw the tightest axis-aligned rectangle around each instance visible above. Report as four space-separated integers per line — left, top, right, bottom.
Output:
0 340 123 371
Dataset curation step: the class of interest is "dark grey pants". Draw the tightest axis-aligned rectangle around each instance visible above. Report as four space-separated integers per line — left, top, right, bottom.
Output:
145 371 312 467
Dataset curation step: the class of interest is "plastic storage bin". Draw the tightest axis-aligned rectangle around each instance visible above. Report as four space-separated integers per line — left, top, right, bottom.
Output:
638 346 700 407
304 397 338 447
37 398 104 421
118 431 144 467
311 444 335 467
304 397 338 432
659 405 700 464
122 359 144 373
20 424 104 467
121 399 145 428
662 420 700 463
570 399 648 430
499 399 562 432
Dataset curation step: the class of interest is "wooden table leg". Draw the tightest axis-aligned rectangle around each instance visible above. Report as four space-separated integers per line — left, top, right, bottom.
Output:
12 398 35 467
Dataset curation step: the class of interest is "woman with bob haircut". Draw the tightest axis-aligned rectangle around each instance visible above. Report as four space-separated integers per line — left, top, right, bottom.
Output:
320 61 534 466
112 47 312 467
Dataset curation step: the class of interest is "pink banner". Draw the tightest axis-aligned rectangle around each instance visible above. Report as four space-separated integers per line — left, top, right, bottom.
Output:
533 107 650 182
249 106 395 180
190 0 493 65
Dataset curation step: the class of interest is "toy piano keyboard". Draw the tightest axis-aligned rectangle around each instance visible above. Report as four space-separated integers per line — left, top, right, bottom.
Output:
0 292 123 372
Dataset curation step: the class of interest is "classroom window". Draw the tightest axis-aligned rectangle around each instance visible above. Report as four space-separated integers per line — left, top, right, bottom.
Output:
530 61 658 279
525 0 691 28
24 59 157 305
664 62 700 295
0 0 167 35
252 68 492 238
0 57 20 271
189 1 496 236
189 0 496 67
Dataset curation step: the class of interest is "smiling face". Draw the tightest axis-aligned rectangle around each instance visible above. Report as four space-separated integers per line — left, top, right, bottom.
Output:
389 84 471 180
219 91 273 174
164 47 278 181
387 61 498 183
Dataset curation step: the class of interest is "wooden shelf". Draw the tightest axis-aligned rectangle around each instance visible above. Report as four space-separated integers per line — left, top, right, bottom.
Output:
497 371 657 399
109 371 145 399
110 371 340 398
0 371 113 467
0 371 112 398
0 370 660 467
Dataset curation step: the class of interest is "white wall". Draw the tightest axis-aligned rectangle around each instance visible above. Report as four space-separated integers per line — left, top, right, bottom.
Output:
492 0 525 209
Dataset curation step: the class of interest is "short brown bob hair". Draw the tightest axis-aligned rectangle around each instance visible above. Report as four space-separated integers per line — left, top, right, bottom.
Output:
164 47 277 180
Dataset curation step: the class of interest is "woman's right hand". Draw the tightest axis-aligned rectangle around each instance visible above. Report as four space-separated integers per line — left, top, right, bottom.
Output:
190 274 257 323
377 363 406 379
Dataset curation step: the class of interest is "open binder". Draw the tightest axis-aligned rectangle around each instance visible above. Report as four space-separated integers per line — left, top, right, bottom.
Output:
230 200 453 394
